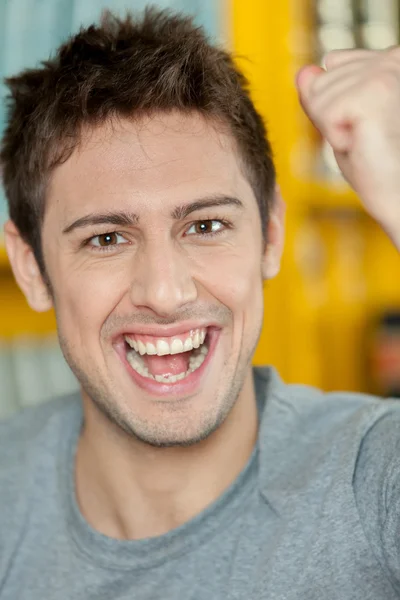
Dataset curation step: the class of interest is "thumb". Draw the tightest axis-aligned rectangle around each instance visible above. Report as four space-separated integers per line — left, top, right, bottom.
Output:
295 65 324 111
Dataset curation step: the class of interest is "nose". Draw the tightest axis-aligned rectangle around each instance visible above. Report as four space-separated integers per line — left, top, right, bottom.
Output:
129 238 198 317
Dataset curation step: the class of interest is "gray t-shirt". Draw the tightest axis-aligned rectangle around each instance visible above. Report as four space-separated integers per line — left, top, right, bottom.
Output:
1 366 400 599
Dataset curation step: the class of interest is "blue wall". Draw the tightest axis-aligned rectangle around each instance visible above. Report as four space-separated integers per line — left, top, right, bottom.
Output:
0 0 221 228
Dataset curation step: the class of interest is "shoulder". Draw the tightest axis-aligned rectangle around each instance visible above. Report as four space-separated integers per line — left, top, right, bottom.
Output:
256 368 400 591
0 394 81 468
0 392 82 495
255 365 396 440
255 366 400 487
0 395 81 567
353 406 400 588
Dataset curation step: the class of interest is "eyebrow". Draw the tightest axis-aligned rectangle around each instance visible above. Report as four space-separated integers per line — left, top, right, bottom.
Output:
62 211 139 234
171 195 243 220
62 195 244 235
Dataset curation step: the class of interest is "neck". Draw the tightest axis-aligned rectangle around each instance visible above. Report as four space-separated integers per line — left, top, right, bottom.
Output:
75 369 258 540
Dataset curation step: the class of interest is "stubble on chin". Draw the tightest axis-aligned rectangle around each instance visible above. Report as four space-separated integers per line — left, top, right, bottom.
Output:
56 310 259 448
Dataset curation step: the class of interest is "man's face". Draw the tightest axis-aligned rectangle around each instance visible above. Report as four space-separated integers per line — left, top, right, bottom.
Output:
38 112 280 446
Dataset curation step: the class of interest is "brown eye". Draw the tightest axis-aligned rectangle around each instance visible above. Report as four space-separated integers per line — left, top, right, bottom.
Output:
185 219 226 237
98 233 118 246
194 221 213 234
89 232 126 249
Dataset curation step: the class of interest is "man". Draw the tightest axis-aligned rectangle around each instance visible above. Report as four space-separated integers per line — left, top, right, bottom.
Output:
1 7 400 599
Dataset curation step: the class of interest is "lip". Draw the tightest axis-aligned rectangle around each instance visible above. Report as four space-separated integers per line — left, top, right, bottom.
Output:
111 320 220 342
114 326 221 398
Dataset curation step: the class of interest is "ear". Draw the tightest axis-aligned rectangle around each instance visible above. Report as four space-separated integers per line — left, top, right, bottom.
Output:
261 186 286 280
4 220 53 312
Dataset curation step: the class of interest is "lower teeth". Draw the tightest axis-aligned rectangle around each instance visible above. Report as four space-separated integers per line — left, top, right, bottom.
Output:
127 343 209 383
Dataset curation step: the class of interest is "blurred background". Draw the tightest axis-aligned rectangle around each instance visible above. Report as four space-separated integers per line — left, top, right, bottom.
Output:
1 0 400 419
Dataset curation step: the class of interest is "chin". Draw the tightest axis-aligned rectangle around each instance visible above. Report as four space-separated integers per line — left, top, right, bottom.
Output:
88 382 231 448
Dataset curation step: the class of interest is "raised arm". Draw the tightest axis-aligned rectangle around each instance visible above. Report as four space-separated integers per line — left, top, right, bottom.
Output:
296 48 400 250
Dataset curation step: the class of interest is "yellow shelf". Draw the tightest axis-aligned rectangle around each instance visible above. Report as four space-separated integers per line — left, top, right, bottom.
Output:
231 0 400 393
0 247 56 338
1 271 56 339
0 246 9 269
293 179 364 212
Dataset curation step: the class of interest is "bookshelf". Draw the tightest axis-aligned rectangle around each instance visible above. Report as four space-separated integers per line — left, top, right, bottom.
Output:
232 0 400 392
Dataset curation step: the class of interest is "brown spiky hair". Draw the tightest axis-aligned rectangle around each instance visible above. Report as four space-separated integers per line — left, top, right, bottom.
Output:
0 6 275 278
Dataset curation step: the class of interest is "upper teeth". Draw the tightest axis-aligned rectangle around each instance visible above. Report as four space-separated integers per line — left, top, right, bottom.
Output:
125 329 207 356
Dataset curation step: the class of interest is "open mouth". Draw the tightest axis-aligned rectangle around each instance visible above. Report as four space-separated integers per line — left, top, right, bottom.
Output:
123 327 211 385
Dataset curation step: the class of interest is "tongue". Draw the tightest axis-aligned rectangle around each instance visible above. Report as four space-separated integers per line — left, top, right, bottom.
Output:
143 352 190 376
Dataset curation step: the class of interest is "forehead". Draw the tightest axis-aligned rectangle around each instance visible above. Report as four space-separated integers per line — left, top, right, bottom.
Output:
47 111 250 219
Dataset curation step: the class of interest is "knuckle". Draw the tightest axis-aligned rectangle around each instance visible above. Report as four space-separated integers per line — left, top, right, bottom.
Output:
324 106 340 127
323 49 346 68
307 94 324 120
310 72 326 95
371 69 399 95
386 45 400 59
313 105 336 134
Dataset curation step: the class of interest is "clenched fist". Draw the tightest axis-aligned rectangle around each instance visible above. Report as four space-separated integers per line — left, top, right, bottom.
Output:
296 48 400 248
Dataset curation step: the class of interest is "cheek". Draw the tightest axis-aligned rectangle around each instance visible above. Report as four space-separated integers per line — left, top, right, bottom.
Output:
52 260 128 344
195 245 264 313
